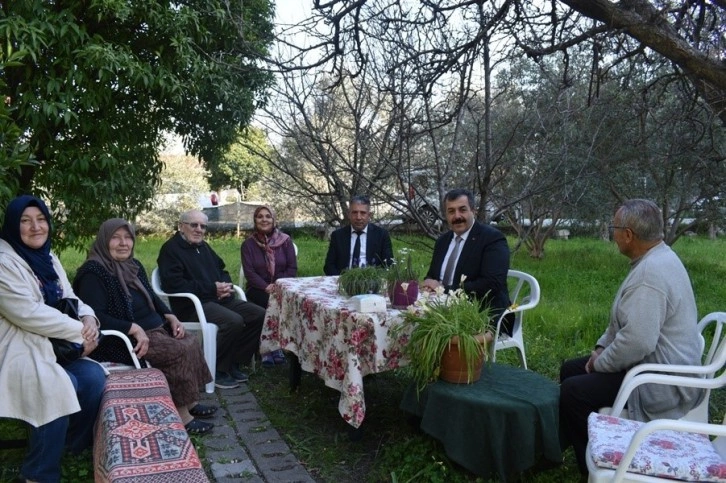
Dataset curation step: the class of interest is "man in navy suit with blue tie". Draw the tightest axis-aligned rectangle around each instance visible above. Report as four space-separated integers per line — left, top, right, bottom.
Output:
324 195 394 275
422 188 512 332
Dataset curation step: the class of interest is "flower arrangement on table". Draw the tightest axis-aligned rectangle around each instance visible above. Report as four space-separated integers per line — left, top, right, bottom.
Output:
392 278 492 393
385 248 422 309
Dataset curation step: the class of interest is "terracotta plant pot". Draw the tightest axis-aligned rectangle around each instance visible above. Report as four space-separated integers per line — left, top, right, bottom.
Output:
389 280 419 309
439 333 488 384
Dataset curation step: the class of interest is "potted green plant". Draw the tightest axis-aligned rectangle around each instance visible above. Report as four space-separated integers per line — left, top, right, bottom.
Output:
394 283 492 393
338 265 386 297
385 249 421 309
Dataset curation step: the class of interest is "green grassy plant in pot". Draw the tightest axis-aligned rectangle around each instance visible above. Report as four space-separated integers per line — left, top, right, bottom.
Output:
385 249 421 309
395 284 492 393
338 265 386 297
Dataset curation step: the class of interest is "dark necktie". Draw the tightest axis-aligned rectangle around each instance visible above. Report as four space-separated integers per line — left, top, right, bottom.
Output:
443 236 462 286
351 230 363 267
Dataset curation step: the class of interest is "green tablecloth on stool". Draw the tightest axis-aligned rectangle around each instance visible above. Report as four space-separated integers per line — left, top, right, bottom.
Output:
400 363 561 481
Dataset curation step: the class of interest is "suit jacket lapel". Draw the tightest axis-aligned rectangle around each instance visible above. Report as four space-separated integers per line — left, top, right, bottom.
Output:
454 222 482 281
342 229 352 266
365 225 375 259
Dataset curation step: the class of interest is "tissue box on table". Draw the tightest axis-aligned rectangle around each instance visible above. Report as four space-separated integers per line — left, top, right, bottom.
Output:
349 294 387 312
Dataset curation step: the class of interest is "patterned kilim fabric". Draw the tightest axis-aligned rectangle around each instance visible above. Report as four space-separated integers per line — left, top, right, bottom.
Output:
94 368 208 482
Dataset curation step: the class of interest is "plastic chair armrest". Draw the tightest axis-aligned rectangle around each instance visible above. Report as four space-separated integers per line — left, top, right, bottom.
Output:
622 362 718 382
609 373 718 416
162 292 209 324
100 329 142 369
233 284 247 302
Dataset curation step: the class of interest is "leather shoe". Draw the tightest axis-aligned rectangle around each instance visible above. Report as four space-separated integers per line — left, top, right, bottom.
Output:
229 368 249 383
214 372 239 389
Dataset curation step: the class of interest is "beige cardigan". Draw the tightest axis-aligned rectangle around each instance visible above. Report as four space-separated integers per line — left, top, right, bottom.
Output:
0 239 99 427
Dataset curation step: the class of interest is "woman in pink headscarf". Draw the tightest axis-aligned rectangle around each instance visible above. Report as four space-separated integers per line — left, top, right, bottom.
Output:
241 205 297 367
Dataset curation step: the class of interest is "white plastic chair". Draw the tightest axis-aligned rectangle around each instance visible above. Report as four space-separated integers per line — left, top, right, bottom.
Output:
601 312 726 423
99 329 143 370
586 411 726 482
151 268 246 393
489 269 541 368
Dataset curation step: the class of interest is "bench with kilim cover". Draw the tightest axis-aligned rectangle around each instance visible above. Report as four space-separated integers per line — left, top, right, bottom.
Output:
94 368 208 482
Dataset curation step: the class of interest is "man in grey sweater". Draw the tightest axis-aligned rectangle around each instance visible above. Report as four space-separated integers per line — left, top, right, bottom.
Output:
559 199 703 475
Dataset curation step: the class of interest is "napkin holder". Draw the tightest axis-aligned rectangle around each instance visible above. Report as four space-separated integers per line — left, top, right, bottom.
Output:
349 294 387 313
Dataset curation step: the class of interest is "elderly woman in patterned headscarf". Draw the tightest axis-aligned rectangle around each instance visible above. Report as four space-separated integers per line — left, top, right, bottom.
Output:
241 205 297 367
0 195 105 482
74 218 216 435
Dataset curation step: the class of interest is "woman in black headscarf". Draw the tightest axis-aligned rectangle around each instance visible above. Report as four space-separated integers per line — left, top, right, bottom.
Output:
0 195 105 483
74 218 216 435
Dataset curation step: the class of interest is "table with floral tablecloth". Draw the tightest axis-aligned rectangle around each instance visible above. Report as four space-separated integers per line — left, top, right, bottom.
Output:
260 276 410 428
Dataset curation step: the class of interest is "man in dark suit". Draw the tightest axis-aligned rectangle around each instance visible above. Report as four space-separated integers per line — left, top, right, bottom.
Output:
422 188 511 332
324 195 394 275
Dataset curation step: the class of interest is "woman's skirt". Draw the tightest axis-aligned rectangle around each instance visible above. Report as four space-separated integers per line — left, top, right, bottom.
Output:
144 327 212 407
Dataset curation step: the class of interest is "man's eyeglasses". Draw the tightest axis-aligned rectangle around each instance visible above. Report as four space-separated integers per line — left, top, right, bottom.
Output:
182 221 208 230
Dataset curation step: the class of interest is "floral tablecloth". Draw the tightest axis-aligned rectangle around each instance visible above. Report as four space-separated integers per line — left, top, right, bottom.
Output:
260 276 410 428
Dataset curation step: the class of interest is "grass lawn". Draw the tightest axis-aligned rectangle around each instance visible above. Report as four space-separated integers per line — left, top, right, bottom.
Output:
2 231 726 482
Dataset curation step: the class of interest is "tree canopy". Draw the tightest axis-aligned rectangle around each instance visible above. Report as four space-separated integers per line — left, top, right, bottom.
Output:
0 0 274 247
557 0 726 124
300 1 725 125
261 0 724 253
208 126 272 198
